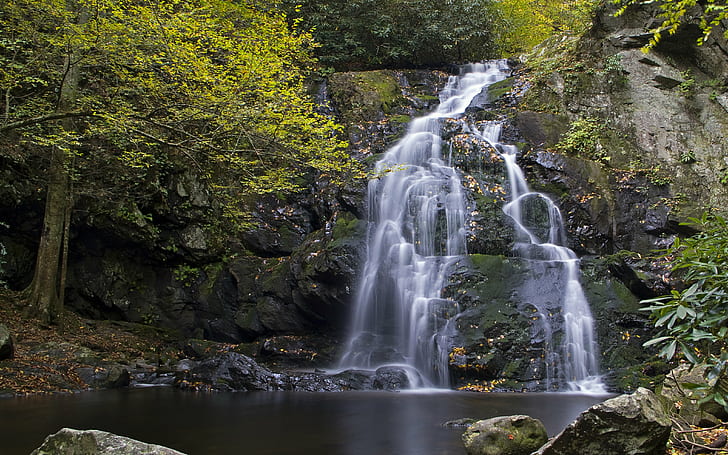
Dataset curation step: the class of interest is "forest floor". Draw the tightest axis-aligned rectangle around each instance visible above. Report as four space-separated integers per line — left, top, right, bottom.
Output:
0 290 182 396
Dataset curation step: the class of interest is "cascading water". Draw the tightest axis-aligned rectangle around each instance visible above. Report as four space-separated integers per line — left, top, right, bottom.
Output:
478 122 606 393
339 60 605 393
338 61 512 387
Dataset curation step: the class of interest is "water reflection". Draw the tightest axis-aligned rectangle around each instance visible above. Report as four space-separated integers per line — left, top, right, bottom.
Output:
0 388 609 454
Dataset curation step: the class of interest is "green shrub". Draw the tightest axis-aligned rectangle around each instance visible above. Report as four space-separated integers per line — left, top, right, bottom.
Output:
641 213 728 410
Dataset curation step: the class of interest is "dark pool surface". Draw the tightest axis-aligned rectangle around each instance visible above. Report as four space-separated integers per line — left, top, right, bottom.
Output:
0 387 610 454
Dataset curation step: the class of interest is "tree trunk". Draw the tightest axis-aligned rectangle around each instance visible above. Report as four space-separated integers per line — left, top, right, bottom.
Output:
23 148 71 326
23 30 80 326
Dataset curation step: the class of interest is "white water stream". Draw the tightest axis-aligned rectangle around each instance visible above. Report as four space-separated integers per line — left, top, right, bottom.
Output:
339 61 605 392
479 121 606 393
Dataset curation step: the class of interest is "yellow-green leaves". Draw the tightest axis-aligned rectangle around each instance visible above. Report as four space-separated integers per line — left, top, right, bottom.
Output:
613 0 728 52
1 0 353 228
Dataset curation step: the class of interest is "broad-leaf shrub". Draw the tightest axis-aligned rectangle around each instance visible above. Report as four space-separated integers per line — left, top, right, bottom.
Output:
642 213 728 410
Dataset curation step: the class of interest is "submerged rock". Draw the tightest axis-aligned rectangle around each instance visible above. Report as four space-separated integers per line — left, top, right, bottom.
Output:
30 428 185 454
0 323 13 360
535 387 670 455
461 415 548 455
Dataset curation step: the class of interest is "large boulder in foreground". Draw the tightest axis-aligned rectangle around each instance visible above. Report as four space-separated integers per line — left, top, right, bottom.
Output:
535 387 671 455
0 323 13 359
30 428 185 454
462 415 548 455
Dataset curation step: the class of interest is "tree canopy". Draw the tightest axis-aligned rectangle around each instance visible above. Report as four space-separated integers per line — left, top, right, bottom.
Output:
0 0 353 324
279 0 501 70
1 0 351 201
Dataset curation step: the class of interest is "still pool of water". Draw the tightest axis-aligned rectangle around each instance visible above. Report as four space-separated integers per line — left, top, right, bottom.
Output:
0 388 609 454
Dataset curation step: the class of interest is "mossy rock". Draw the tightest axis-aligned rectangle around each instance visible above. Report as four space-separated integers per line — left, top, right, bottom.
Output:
487 77 515 103
328 71 406 125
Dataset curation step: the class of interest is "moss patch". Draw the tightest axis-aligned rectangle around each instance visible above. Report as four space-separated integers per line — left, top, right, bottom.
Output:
328 70 406 125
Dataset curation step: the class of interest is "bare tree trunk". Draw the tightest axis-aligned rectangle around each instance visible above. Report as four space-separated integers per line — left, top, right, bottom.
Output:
22 33 80 326
23 147 71 326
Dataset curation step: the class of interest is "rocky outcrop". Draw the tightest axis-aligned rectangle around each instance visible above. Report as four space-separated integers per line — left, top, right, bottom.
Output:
534 388 671 455
461 415 548 455
0 323 13 359
173 350 413 392
519 2 728 258
30 428 185 455
175 351 290 392
443 254 657 392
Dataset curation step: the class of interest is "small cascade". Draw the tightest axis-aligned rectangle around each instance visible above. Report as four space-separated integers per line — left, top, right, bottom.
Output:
339 61 511 387
479 123 606 393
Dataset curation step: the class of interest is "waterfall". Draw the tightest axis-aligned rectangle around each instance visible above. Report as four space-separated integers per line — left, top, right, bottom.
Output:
339 60 604 393
479 123 606 393
338 61 511 387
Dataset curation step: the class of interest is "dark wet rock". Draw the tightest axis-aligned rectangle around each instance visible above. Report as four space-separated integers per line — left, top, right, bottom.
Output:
288 369 375 392
75 365 131 390
175 352 289 392
535 388 671 455
462 415 548 455
180 338 232 360
289 212 366 328
372 366 412 390
0 323 14 360
580 258 667 392
30 428 186 455
444 255 538 390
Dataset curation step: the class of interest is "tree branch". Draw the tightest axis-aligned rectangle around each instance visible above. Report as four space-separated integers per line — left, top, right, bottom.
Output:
0 111 98 133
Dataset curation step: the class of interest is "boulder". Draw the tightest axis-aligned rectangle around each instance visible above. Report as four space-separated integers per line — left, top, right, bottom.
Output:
659 363 725 425
535 387 671 455
75 365 131 390
30 428 185 454
461 415 548 455
174 351 289 392
372 366 412 390
0 323 14 360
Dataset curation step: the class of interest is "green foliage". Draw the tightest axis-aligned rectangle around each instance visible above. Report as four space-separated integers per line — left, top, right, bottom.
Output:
554 117 610 163
679 150 696 164
614 0 728 51
641 213 728 410
603 54 623 73
720 170 728 185
279 0 499 69
492 0 600 55
173 264 199 286
677 70 696 96
1 0 354 230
